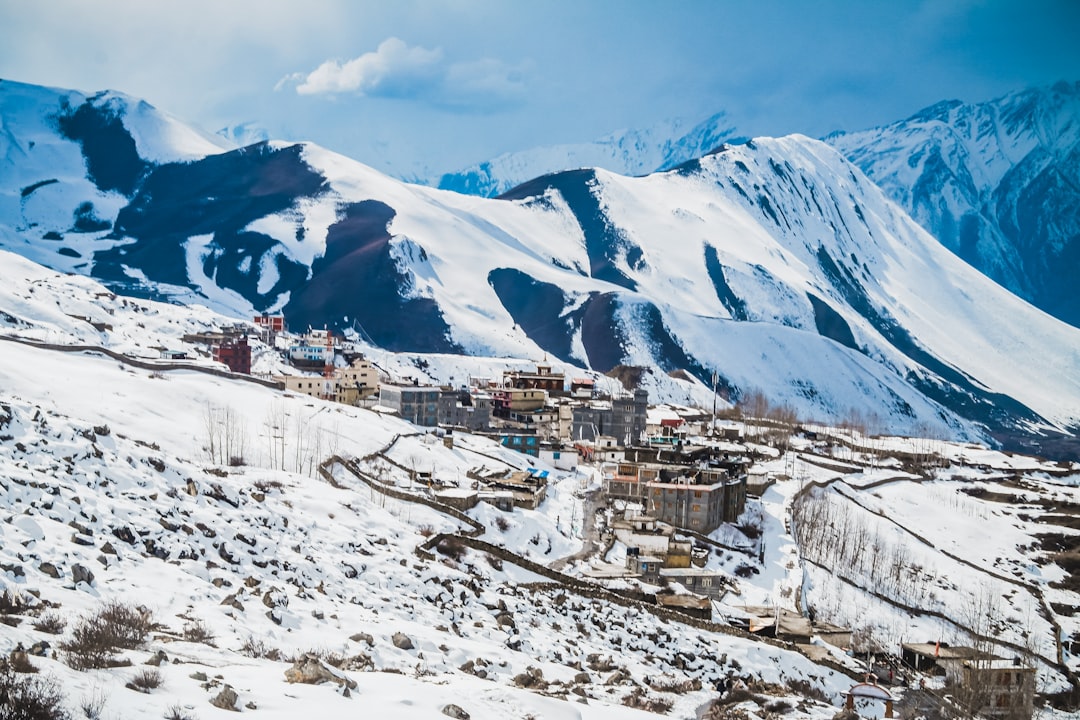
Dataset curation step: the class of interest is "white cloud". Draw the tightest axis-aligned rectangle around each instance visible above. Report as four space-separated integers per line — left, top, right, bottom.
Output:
285 36 528 113
294 37 443 97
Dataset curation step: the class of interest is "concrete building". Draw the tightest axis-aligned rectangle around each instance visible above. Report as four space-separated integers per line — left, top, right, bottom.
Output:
213 336 251 374
379 385 442 427
957 660 1036 720
603 461 747 533
571 388 648 444
280 358 379 405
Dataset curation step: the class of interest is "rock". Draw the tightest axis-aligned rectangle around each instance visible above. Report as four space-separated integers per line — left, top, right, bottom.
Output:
71 563 94 585
495 612 516 629
27 641 50 657
220 593 244 611
100 541 116 555
1 563 25 578
284 653 358 690
145 650 168 666
189 671 208 682
350 632 375 646
262 588 287 608
604 669 630 686
38 562 61 579
513 666 547 689
442 704 471 719
574 671 592 684
391 632 414 650
210 684 238 711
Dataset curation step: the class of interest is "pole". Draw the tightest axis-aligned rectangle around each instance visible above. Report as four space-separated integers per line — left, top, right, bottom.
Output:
711 370 718 437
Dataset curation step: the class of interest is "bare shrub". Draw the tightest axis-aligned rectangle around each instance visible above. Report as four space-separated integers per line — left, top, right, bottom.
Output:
0 658 70 720
79 685 108 720
181 619 215 645
33 612 67 635
163 704 197 720
417 524 436 538
62 600 153 669
126 668 162 693
494 516 510 532
239 634 279 660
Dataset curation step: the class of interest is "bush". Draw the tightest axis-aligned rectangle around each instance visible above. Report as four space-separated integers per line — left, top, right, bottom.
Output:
494 516 510 532
62 600 153 669
163 704 197 720
239 634 279 660
32 612 67 635
126 668 162 693
181 619 215 645
0 658 70 720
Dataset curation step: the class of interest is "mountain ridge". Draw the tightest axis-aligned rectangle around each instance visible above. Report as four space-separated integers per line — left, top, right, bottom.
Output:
3 79 1080 457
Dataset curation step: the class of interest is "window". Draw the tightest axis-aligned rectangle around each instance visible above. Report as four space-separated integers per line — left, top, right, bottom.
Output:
694 490 702 498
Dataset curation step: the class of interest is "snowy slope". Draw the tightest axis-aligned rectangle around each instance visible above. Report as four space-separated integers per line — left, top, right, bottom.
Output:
437 112 740 197
827 81 1080 329
0 268 856 720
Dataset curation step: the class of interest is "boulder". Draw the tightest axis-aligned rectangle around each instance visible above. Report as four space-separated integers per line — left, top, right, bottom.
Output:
350 632 375 646
284 653 358 691
391 632 414 650
38 562 61 579
210 685 238 711
442 704 471 719
71 563 94 585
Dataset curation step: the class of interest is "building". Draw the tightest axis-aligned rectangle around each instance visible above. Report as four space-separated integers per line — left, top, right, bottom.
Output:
253 314 285 343
958 660 1036 720
288 328 337 369
379 384 442 427
280 358 379 405
213 336 251 374
440 389 492 430
657 567 728 600
603 461 747 533
503 364 566 394
571 388 648 444
335 358 380 404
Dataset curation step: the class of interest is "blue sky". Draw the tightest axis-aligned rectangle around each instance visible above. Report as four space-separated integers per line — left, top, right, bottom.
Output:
2 0 1078 179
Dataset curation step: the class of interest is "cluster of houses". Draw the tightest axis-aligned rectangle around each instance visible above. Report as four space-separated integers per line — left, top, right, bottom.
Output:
177 320 1043 719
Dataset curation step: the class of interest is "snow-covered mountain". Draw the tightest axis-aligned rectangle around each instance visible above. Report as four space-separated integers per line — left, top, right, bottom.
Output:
3 79 1080 457
826 81 1080 329
436 113 741 197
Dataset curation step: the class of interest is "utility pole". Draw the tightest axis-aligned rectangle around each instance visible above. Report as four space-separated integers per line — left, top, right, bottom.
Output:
711 370 718 437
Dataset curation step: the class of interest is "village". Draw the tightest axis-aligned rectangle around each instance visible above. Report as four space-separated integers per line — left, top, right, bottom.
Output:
170 317 1045 720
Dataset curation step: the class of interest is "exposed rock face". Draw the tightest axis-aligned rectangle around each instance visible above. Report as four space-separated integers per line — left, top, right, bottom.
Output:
283 653 358 690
